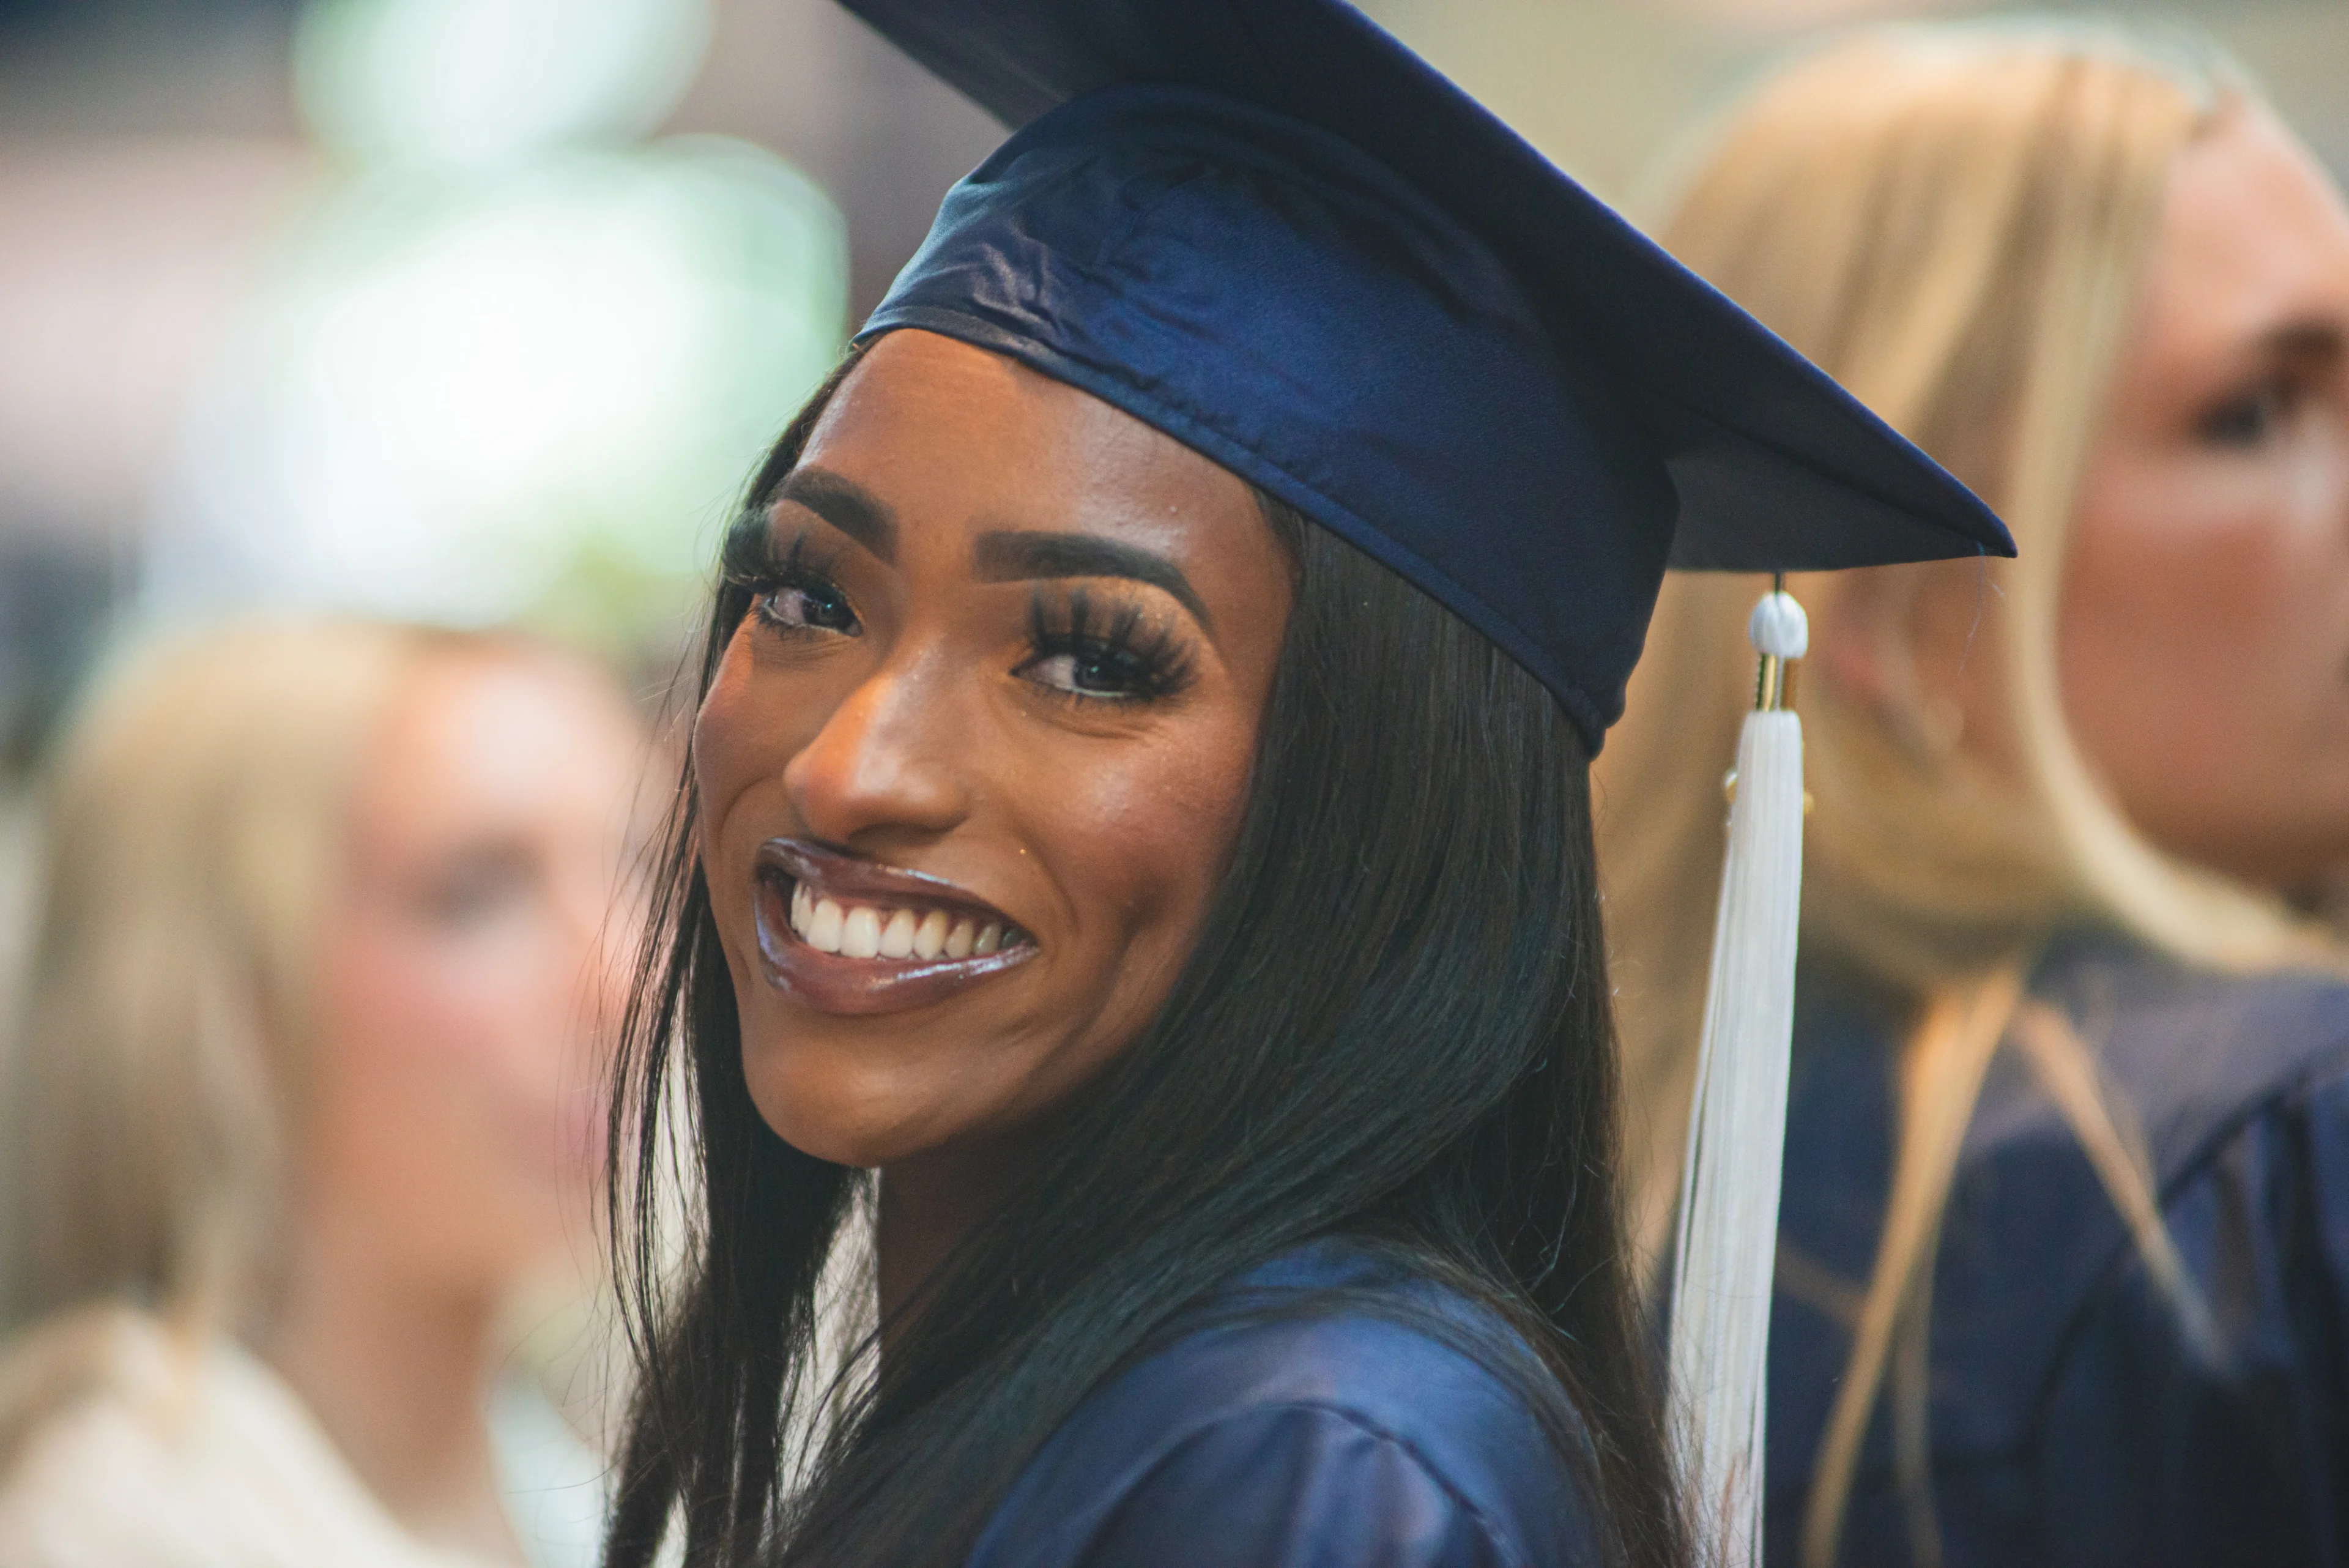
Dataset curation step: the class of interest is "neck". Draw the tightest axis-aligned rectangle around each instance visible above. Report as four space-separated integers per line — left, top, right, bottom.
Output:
256 1192 522 1564
876 1137 1034 1336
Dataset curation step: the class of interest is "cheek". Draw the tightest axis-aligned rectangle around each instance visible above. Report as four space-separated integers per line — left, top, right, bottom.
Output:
322 921 556 1079
306 916 596 1259
2058 433 2349 877
694 634 823 883
2065 444 2345 739
1027 710 1259 1009
691 636 773 811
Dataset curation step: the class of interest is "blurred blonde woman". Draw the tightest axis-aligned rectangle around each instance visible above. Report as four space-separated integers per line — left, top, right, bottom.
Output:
1600 23 2349 1568
0 620 647 1567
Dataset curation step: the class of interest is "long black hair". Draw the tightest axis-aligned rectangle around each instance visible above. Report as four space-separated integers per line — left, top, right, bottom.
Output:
606 348 1688 1568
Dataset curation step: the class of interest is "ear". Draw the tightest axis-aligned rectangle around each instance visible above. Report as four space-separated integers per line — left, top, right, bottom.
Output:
1802 565 1911 708
1807 558 2008 767
1906 554 2010 766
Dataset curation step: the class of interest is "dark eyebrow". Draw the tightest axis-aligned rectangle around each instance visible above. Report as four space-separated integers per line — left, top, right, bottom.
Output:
773 467 897 563
2264 321 2347 361
973 530 1212 630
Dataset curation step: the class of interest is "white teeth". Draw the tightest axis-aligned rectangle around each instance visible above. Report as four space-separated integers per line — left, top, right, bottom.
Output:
790 882 1023 963
913 909 949 960
842 906 883 959
807 898 845 953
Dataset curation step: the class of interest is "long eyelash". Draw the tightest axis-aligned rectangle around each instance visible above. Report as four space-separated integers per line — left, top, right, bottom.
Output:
719 511 812 591
718 516 860 646
1026 586 1198 702
720 518 858 628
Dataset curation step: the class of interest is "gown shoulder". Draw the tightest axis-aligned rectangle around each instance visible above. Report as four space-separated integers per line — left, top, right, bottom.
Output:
965 1241 1602 1568
1768 932 2349 1568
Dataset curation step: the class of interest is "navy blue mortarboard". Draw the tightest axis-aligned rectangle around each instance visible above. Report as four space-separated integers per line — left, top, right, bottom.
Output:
842 0 2013 749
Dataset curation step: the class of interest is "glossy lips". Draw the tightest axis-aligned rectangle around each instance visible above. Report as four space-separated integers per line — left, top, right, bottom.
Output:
751 838 1036 1014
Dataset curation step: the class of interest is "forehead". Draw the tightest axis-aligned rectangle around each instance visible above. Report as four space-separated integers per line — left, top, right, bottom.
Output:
354 654 641 843
800 330 1260 539
2142 105 2349 350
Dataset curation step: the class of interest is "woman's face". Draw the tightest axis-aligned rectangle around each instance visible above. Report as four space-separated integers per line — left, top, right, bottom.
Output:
694 329 1292 1175
2061 105 2349 895
308 650 647 1292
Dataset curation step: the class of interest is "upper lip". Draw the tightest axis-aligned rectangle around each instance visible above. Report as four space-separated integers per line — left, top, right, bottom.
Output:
754 838 1020 932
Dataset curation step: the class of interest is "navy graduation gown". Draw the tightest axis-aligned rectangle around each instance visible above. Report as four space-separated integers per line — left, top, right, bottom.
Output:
967 1243 1601 1568
1767 931 2349 1567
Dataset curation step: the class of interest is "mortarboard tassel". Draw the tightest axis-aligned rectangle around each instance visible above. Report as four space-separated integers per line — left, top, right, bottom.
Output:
1668 584 1809 1568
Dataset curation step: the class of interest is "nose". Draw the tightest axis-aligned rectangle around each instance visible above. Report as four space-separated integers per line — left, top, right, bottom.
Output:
784 658 971 846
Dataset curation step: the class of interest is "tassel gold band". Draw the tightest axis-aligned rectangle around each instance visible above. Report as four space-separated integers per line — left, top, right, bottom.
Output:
1753 653 1796 712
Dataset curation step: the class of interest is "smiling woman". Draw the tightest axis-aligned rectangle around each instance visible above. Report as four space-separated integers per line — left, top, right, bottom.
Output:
598 4 2010 1567
610 332 1664 1568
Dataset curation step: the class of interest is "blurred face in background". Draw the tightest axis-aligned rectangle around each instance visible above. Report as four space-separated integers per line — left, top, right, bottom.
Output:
2061 105 2349 897
304 649 648 1298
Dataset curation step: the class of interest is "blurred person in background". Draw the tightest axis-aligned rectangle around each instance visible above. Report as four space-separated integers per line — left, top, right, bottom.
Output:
1601 23 2349 1568
0 620 648 1567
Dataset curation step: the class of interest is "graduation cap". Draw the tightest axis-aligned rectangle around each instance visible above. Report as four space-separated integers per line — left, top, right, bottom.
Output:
834 0 2016 1559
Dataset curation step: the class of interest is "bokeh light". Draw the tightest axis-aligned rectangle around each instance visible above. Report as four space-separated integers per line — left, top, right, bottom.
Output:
150 0 847 650
295 0 711 166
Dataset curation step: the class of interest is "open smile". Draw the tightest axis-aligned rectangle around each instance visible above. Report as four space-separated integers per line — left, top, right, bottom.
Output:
751 838 1037 1015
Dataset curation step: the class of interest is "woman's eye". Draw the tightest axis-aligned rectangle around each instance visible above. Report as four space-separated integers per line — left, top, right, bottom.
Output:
1026 649 1138 697
758 581 861 636
1020 588 1196 705
2197 379 2295 449
418 856 533 929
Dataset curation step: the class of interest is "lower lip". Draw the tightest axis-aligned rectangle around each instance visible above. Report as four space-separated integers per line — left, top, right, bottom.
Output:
750 872 1037 1016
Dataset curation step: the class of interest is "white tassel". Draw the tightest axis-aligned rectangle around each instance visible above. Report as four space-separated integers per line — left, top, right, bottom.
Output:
1668 588 1808 1567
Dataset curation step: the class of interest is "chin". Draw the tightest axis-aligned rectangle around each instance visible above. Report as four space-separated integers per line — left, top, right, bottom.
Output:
740 1034 949 1169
